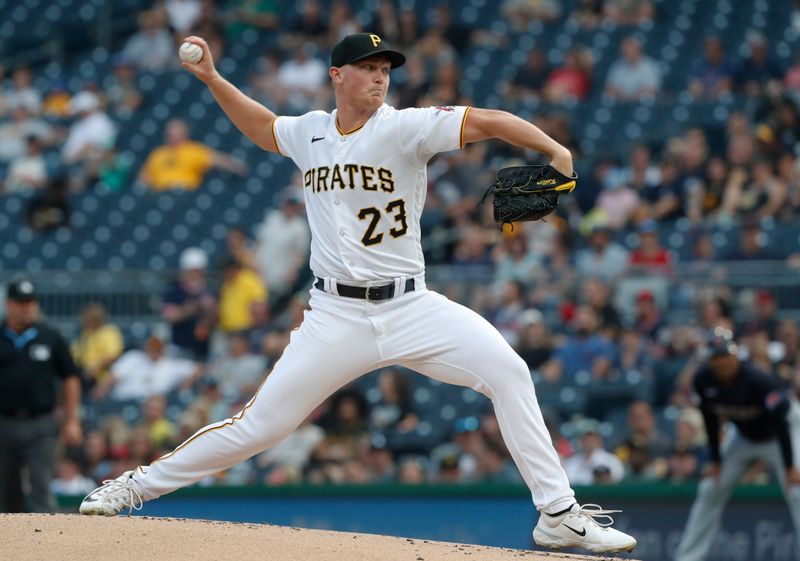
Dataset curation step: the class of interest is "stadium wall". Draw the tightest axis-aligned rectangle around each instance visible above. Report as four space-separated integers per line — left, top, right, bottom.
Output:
59 484 798 561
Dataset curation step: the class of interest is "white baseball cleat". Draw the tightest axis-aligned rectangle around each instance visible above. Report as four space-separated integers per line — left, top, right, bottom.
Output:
79 470 144 516
533 503 637 554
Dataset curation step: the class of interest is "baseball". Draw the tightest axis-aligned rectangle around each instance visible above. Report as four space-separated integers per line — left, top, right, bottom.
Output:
179 42 203 64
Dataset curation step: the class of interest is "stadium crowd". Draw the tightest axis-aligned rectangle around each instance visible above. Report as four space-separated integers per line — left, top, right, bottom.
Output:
0 0 799 496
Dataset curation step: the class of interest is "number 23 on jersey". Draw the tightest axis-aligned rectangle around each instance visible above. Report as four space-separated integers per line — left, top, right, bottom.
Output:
357 198 408 246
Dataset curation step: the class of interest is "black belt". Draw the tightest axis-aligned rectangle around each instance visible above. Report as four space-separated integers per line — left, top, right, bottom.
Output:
315 277 415 301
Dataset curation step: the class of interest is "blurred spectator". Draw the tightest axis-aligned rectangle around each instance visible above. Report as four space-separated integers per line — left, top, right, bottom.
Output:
224 0 279 38
6 67 41 114
255 416 324 485
502 0 561 32
139 396 175 450
365 435 395 483
564 419 625 485
250 49 289 111
61 91 116 168
505 48 550 103
327 0 361 46
582 278 622 338
734 32 782 98
491 280 527 346
698 156 729 219
105 58 143 119
603 0 654 26
494 234 540 283
368 0 399 45
225 227 258 271
397 456 427 484
592 181 640 230
25 176 70 232
616 328 652 374
604 36 661 102
479 440 523 483
422 4 471 55
614 401 671 478
740 290 779 339
71 303 124 389
138 119 247 191
42 80 71 119
123 11 175 72
369 369 419 435
541 306 616 382
219 257 268 333
576 224 630 280
394 57 429 109
421 60 462 107
165 0 202 34
568 0 605 29
618 145 661 202
5 136 47 193
162 247 217 359
190 0 226 62
720 159 787 221
207 332 267 402
641 158 687 222
542 47 592 103
94 332 202 401
49 457 96 496
396 8 421 51
688 35 734 100
276 43 328 112
315 390 369 465
284 0 328 48
0 105 55 163
628 220 672 270
633 290 665 341
515 309 554 371
83 431 113 482
724 221 775 261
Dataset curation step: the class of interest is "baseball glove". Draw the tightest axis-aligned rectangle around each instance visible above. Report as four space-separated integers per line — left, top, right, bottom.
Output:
480 164 577 226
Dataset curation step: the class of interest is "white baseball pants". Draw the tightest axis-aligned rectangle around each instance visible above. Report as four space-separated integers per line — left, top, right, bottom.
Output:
134 287 575 512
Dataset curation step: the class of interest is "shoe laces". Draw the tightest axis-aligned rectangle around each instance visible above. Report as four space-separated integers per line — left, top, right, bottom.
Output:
574 504 621 528
98 475 144 514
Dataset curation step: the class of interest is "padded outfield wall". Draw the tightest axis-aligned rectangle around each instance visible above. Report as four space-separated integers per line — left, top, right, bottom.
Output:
59 483 798 561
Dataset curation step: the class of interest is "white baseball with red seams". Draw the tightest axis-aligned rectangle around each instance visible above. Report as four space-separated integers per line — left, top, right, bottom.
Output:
179 42 203 64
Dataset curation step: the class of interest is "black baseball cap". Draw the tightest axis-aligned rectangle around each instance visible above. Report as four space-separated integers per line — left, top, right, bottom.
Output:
331 33 405 69
6 278 37 301
705 327 737 358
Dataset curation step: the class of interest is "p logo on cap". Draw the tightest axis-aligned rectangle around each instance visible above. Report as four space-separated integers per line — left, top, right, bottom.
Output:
370 34 381 47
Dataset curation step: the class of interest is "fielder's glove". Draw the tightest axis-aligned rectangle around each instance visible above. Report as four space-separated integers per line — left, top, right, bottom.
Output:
480 164 577 226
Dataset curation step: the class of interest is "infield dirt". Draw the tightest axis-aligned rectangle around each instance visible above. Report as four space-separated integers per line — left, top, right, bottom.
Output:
2 514 640 561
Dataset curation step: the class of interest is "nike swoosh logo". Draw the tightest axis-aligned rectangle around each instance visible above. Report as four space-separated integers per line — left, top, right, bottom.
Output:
311 136 325 143
563 524 586 537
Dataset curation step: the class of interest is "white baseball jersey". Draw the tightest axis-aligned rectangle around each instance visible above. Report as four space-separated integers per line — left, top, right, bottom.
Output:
272 103 470 281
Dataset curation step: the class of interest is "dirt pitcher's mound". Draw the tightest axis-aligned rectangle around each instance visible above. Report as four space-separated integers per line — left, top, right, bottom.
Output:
2 514 639 561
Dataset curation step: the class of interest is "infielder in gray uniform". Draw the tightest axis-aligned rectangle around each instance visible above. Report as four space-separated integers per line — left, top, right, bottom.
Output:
676 328 800 561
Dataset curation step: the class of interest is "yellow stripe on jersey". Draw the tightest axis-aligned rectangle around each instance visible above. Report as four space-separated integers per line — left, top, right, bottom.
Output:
271 118 284 156
335 117 367 136
460 106 472 149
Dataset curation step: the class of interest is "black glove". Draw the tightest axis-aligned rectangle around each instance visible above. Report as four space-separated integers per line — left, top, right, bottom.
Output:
481 164 577 226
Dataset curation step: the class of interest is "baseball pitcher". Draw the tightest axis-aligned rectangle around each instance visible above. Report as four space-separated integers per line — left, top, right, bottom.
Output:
80 33 635 554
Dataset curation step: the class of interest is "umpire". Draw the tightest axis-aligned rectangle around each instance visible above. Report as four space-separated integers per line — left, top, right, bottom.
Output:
0 278 82 512
675 327 800 561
